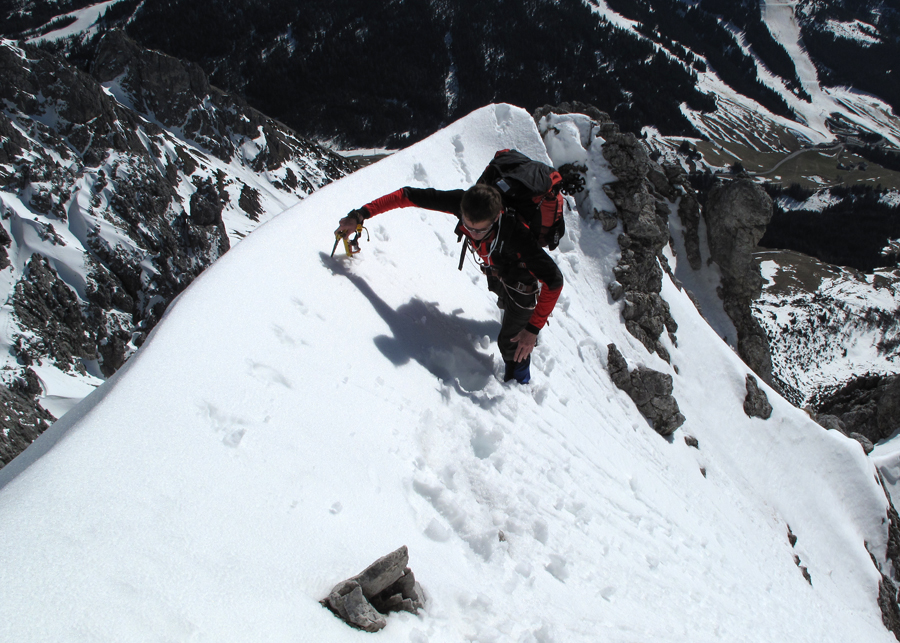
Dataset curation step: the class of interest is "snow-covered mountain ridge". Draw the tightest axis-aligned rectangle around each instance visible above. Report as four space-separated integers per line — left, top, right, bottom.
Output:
0 33 353 465
1 104 898 642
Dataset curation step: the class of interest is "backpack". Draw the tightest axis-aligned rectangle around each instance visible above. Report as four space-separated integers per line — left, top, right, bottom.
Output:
476 149 566 250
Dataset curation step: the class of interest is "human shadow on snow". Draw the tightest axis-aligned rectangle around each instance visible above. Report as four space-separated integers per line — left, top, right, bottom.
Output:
322 254 501 397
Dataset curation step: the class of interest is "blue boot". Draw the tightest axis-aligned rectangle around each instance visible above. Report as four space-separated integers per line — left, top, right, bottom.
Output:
503 358 531 384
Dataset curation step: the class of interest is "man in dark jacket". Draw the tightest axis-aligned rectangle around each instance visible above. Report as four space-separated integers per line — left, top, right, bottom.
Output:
337 184 563 384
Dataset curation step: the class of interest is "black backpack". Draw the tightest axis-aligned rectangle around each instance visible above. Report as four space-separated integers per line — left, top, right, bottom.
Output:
477 149 566 250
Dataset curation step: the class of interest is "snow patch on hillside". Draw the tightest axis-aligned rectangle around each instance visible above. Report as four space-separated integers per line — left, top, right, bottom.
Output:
775 191 843 211
755 251 900 405
823 19 882 46
27 0 128 44
580 0 639 30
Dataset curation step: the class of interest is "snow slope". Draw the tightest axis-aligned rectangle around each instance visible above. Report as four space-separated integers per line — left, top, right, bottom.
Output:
0 105 895 642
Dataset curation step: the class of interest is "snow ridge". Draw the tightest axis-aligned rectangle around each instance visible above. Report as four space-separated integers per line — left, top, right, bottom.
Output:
0 105 895 642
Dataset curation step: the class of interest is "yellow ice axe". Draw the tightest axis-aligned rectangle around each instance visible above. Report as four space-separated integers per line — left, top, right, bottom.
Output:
331 224 368 257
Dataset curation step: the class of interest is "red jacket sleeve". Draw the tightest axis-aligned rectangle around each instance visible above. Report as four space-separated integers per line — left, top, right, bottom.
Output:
526 283 562 333
361 187 466 218
361 189 416 217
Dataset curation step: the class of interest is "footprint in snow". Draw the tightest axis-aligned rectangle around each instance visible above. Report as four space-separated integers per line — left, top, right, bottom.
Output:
271 324 295 346
199 402 248 448
471 425 503 459
545 554 569 582
494 104 512 127
246 359 292 389
412 162 428 184
451 134 472 183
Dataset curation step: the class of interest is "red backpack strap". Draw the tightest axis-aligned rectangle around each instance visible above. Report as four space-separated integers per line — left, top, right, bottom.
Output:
549 170 563 192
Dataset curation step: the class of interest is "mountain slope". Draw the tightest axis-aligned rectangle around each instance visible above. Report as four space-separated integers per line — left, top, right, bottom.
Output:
0 35 352 464
0 105 895 641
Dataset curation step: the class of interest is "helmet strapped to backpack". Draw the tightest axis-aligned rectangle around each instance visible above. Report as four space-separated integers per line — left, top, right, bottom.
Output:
476 149 566 250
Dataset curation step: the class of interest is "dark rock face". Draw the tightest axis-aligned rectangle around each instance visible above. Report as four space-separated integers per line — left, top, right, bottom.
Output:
607 343 685 436
665 164 702 271
0 37 353 467
816 374 900 445
875 472 900 641
815 413 846 433
0 220 12 271
743 374 773 420
878 577 900 641
239 185 262 222
850 432 876 455
602 130 679 361
322 546 424 632
0 377 55 468
13 255 97 372
704 179 776 385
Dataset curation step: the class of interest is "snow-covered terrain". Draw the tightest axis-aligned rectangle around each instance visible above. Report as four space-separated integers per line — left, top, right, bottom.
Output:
1 105 896 642
754 250 900 405
0 36 350 442
0 130 313 415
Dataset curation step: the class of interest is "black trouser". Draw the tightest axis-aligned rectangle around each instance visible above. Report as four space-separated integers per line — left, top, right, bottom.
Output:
492 278 538 364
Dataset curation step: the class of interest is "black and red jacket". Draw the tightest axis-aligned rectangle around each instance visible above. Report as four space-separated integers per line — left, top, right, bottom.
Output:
357 187 564 334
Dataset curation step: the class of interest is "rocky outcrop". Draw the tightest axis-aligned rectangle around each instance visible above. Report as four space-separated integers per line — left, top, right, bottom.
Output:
0 371 55 468
535 105 690 362
851 432 876 455
13 255 97 372
322 546 424 632
743 374 773 419
90 30 350 178
665 164 702 271
704 180 776 385
607 343 685 436
602 131 679 361
815 374 900 445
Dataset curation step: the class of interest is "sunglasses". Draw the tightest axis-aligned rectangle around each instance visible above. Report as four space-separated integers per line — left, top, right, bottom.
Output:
462 216 498 238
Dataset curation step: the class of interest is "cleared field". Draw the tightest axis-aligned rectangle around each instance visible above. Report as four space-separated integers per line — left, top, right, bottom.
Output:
687 139 900 189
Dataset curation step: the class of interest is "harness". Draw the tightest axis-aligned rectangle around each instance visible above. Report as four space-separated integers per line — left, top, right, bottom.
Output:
456 215 538 311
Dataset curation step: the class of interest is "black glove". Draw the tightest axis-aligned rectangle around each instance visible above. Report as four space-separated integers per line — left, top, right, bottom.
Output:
346 207 369 224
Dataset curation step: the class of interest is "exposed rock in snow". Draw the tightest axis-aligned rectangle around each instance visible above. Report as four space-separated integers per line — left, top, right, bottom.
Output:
538 106 684 362
603 130 679 361
817 374 900 445
607 342 685 436
0 370 54 467
13 254 97 372
744 374 773 420
322 545 423 632
753 251 900 407
704 179 776 385
850 432 876 455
